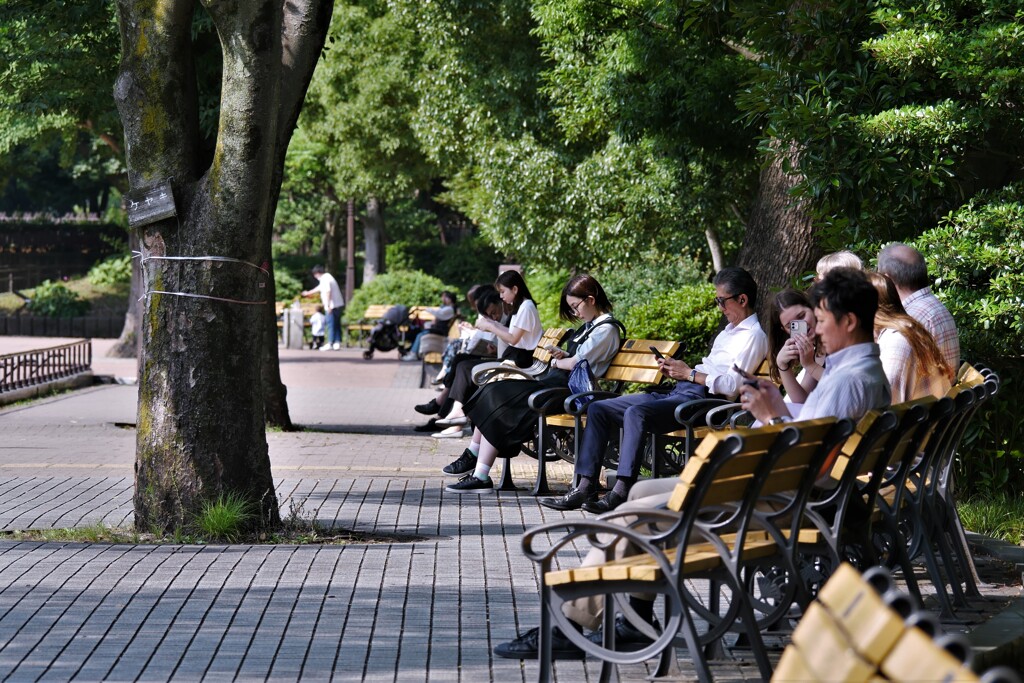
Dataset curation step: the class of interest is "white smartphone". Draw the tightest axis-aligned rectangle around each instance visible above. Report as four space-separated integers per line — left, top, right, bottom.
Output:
788 320 809 337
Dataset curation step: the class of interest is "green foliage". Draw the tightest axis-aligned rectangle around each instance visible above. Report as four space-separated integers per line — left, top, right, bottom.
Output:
26 280 90 318
274 268 304 301
620 284 720 361
196 493 253 542
596 256 708 319
958 494 1024 545
342 271 457 323
87 254 132 287
523 268 572 328
434 237 506 292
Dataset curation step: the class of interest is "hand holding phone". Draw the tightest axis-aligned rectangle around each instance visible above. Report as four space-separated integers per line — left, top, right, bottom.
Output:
649 346 665 360
733 363 759 386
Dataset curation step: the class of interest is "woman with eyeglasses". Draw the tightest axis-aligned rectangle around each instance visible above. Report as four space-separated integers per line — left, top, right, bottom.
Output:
540 267 768 513
443 274 624 495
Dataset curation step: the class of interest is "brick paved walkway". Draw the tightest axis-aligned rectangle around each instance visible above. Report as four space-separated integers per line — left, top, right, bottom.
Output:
0 338 1019 682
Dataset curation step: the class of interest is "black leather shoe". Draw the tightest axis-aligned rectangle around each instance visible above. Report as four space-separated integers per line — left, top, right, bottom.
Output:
415 398 440 415
412 419 439 432
586 615 660 651
539 486 595 511
582 489 628 514
494 626 586 660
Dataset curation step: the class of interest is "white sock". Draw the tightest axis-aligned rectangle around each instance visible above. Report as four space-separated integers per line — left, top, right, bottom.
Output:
468 442 480 456
473 462 491 481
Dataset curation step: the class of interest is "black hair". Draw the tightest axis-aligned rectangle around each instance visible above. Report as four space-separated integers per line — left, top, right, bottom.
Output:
712 266 758 309
809 267 877 336
311 264 325 275
877 243 929 291
475 289 503 318
559 273 613 321
495 270 533 314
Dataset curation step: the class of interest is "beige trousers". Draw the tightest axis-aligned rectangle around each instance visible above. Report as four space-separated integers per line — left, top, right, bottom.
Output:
561 478 678 630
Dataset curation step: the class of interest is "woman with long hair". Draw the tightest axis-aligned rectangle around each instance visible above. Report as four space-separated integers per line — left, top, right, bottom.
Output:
767 289 825 405
867 271 951 402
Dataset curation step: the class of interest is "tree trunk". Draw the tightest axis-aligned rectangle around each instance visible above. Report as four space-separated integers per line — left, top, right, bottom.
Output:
704 226 726 273
115 0 331 532
106 230 143 361
737 142 818 315
262 266 293 431
363 197 385 283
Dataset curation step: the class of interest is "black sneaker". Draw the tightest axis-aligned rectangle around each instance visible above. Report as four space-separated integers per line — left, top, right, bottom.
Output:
415 398 440 415
493 626 586 660
586 615 660 651
445 473 493 495
442 449 477 476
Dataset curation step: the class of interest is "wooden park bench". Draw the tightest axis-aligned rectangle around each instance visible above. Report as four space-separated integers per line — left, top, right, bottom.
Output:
774 562 1020 683
519 338 680 495
344 304 393 346
520 417 851 683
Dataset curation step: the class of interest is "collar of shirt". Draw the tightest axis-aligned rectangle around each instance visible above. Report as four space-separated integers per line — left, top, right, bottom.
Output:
901 287 933 308
822 341 880 374
725 312 760 333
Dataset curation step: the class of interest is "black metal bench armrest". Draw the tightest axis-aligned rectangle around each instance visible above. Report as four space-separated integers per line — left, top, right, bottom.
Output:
527 386 572 413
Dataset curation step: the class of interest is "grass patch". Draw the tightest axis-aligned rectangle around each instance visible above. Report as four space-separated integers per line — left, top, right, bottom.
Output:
959 494 1024 545
1 499 427 546
0 277 128 315
196 493 253 542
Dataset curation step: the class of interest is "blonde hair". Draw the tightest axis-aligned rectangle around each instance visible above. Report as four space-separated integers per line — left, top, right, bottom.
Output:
816 250 863 279
867 271 949 380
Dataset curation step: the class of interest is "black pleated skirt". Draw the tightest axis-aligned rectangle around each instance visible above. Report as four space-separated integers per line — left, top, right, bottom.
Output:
464 369 568 456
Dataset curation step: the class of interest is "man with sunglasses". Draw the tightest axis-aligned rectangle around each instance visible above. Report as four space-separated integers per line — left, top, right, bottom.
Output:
539 266 768 514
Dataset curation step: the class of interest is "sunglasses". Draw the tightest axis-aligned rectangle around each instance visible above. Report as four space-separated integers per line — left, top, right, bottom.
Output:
714 294 739 307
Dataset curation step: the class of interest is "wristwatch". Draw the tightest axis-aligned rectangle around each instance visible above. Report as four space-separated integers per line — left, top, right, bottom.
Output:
689 368 698 383
768 416 786 425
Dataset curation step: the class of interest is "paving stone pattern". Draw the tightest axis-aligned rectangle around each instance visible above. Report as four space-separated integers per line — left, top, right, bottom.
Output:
0 341 1018 681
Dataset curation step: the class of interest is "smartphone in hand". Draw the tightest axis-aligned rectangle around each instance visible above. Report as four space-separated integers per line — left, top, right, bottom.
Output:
733 364 759 386
788 320 809 337
649 346 665 360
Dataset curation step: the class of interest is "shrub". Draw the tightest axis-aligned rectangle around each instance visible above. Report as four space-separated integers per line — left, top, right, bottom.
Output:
621 283 720 362
916 184 1024 497
524 267 572 328
274 268 303 300
343 270 458 323
595 255 708 319
26 280 91 318
87 254 132 286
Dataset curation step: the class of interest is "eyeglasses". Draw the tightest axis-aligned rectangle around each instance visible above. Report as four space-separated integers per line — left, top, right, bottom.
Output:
714 294 739 308
568 297 588 314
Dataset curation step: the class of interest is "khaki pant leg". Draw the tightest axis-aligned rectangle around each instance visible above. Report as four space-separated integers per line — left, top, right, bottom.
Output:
561 478 679 630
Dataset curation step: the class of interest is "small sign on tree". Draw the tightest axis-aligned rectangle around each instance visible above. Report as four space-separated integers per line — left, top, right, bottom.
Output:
125 181 177 229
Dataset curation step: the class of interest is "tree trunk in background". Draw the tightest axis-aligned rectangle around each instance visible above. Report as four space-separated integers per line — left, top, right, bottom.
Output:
363 197 385 283
106 230 142 360
324 213 341 277
704 226 726 273
737 143 818 316
115 0 331 532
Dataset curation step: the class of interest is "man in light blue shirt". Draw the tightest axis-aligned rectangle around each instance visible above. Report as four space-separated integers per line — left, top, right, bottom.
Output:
742 267 891 423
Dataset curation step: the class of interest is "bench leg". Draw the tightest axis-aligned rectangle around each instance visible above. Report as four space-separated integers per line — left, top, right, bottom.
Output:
531 417 554 496
496 456 520 491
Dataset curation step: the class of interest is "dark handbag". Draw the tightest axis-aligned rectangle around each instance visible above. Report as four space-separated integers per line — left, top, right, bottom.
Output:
568 358 598 411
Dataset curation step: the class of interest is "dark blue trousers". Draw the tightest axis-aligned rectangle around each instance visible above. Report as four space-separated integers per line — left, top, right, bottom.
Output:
575 382 707 480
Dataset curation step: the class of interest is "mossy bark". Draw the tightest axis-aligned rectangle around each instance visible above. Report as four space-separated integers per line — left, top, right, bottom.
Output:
114 0 331 532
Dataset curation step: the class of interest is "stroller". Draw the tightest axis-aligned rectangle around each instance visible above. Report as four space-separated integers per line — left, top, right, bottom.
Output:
363 304 413 360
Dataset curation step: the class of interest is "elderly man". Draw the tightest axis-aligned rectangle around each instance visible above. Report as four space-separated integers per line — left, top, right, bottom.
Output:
495 267 891 661
540 267 768 512
877 243 959 380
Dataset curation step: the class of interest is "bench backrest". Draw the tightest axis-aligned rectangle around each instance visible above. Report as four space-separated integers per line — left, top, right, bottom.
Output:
534 327 569 365
599 339 680 386
774 562 992 682
667 417 841 512
363 304 394 320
